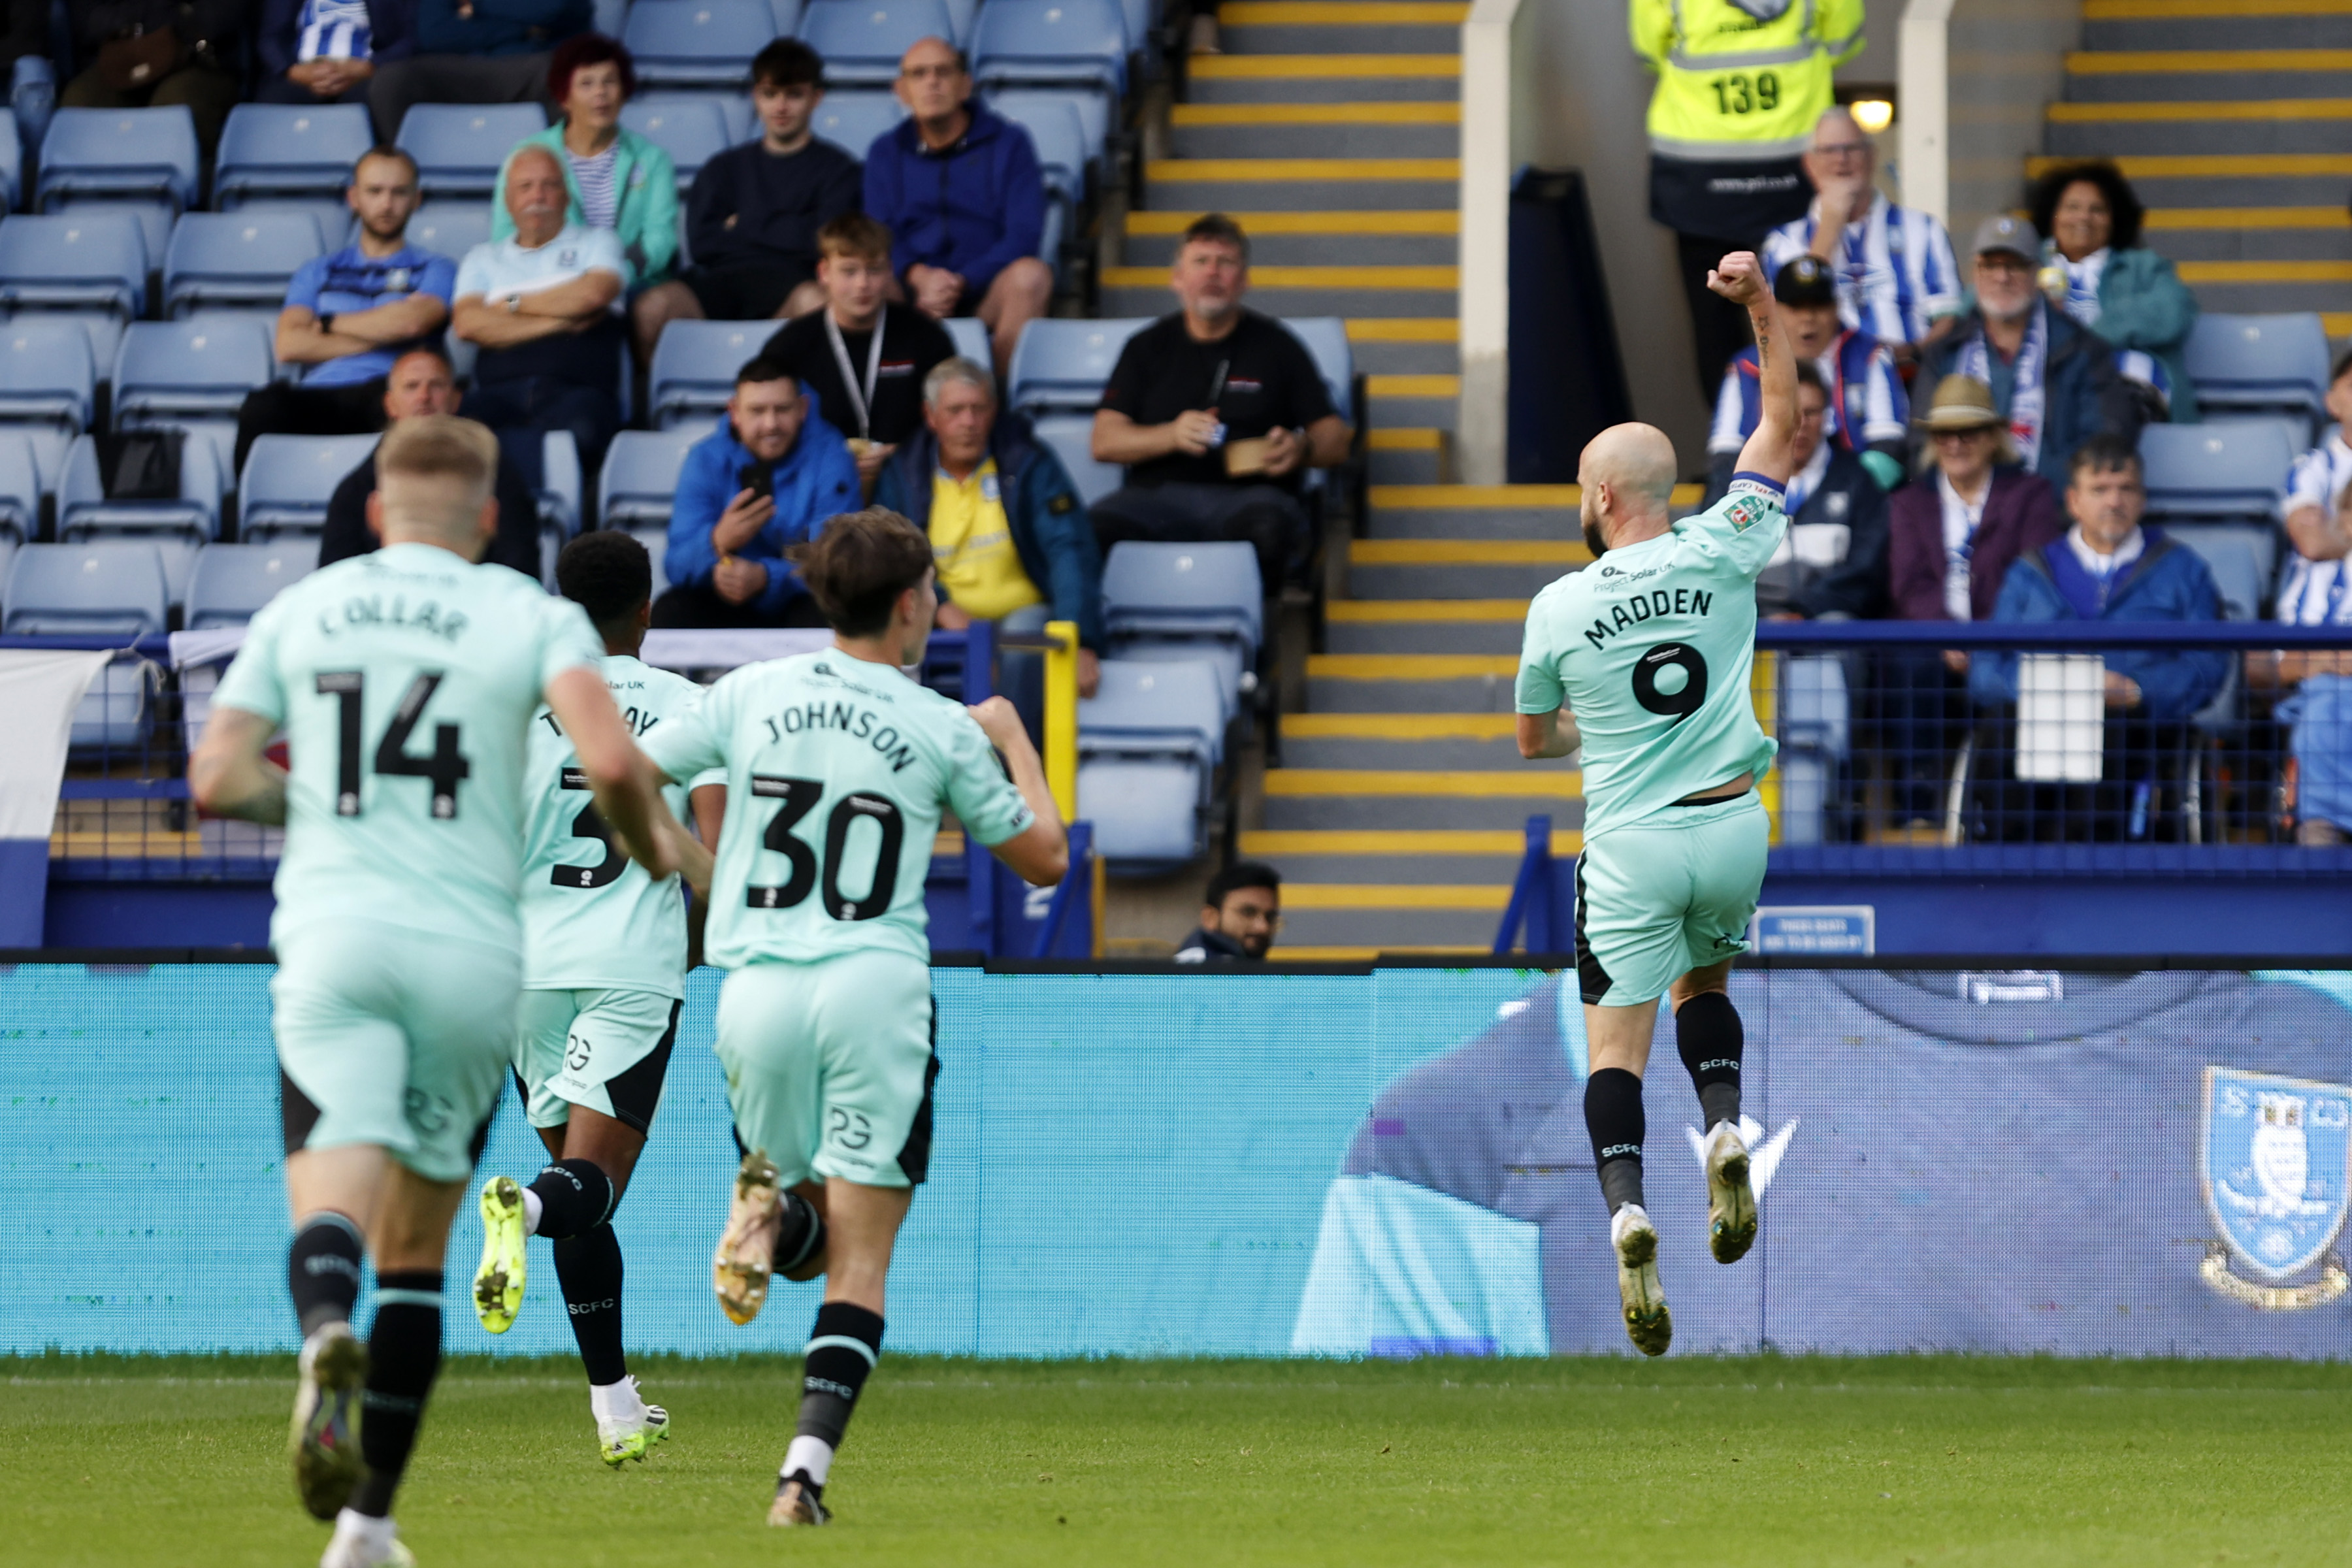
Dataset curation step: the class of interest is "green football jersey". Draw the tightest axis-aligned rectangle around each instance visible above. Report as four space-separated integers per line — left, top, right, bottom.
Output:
1514 475 1788 841
210 543 606 952
641 647 1036 968
518 654 704 996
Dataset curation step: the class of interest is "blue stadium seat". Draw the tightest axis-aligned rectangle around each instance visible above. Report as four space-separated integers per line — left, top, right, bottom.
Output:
1028 412 1117 506
771 0 806 36
987 90 1088 210
0 315 95 433
0 107 20 212
0 209 147 319
1282 316 1355 423
0 427 37 541
798 0 956 86
2140 421 2293 527
622 96 733 188
1006 317 1148 416
113 319 275 433
942 0 975 41
1077 657 1226 864
625 0 780 89
629 523 674 597
811 91 903 156
971 0 1130 97
2186 313 2331 435
596 0 632 35
239 433 380 539
1100 540 1261 717
60 432 225 576
397 104 549 199
945 315 990 371
718 94 758 144
599 427 706 526
648 318 775 427
37 106 201 262
4 540 170 636
163 212 325 318
213 103 374 208
184 538 319 630
397 202 493 265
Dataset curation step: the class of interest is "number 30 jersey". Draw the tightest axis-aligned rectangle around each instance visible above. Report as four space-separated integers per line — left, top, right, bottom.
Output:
518 654 705 998
210 542 606 952
1514 474 1789 841
642 648 1036 969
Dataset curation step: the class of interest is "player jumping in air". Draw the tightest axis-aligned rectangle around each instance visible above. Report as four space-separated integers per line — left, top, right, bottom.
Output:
191 417 686 1568
636 507 1068 1526
470 530 723 1465
1513 251 1795 1356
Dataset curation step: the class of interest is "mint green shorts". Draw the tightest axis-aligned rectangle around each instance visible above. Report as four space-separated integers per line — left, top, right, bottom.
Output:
1573 792 1768 1007
513 987 681 1135
713 951 937 1189
272 920 519 1183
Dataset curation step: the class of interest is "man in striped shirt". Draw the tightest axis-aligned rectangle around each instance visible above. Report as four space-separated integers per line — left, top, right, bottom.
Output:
2261 357 2352 843
1763 108 1959 364
1708 255 1908 495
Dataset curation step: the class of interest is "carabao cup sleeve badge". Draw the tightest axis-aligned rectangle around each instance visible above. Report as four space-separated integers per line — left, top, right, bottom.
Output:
2199 1066 2352 1309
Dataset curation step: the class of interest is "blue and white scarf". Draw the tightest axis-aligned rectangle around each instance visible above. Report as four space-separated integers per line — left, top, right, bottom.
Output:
1957 302 2050 475
297 0 372 61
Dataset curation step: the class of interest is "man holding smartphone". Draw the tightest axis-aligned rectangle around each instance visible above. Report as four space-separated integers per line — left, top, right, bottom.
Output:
653 359 862 628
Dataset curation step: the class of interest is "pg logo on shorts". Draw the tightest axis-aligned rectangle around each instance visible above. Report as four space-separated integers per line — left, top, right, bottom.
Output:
2199 1066 2352 1309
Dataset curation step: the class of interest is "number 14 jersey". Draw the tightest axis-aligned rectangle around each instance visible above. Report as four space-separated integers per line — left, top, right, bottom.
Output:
1514 474 1789 841
642 648 1035 969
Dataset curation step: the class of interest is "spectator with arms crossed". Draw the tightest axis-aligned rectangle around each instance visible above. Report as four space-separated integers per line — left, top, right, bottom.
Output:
236 146 455 473
654 358 860 628
678 39 863 327
1091 214 1351 591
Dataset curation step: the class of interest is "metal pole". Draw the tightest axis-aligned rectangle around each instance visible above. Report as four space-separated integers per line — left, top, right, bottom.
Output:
1043 618 1079 822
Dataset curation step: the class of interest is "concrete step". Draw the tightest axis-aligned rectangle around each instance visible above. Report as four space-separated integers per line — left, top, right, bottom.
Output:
1365 426 1450 483
1262 764 1584 830
1277 710 1570 769
2147 206 2352 263
1102 263 1456 318
1241 826 1573 886
1368 482 1577 538
1141 156 1458 210
1122 208 1456 267
1304 650 1520 711
1168 101 1460 159
1365 372 1459 427
2032 152 2352 208
1348 330 1460 376
1184 52 1460 104
1271 896 1507 952
2082 0 2352 52
1324 596 1527 652
1216 1 1469 56
2046 99 2352 157
1347 536 1586 598
2063 50 2352 101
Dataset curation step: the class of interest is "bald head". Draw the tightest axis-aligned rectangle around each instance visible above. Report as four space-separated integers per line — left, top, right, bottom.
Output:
1577 423 1678 555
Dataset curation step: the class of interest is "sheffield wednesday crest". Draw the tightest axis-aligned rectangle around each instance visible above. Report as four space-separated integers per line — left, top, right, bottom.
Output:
2199 1066 2352 1309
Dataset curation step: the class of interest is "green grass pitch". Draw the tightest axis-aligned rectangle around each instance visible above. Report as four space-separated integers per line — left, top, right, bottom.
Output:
9 1352 2352 1566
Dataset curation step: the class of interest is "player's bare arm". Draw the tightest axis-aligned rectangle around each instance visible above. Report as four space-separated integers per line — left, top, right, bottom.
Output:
968 695 1070 886
546 666 679 882
189 706 289 826
1517 706 1581 761
1710 251 1797 486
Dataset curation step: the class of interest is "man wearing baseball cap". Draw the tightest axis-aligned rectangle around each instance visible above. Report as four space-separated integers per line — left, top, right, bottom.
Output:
1707 253 1910 497
1918 214 2140 485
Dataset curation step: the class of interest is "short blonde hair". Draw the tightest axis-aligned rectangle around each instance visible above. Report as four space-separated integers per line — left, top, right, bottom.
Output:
377 415 498 539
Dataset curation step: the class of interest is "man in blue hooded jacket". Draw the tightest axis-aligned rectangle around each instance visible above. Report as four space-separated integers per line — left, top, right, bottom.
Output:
652 359 860 628
1970 433 2228 840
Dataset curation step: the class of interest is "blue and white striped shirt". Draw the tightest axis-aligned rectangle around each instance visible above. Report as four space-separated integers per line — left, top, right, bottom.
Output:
296 0 372 60
2279 433 2352 626
1708 329 1909 456
1763 193 1960 347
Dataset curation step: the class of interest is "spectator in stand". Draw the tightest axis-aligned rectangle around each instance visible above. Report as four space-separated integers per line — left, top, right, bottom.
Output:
259 0 413 106
368 0 587 142
2030 159 2200 423
1970 434 2227 841
1763 107 1959 367
763 214 956 497
675 39 862 327
1920 215 2138 488
451 142 627 485
318 345 542 574
874 357 1103 732
1172 862 1281 964
488 35 681 366
653 357 859 628
866 37 1053 378
1879 374 2065 826
2251 352 2352 843
61 1 244 159
1090 214 1350 591
1708 254 1907 495
234 146 455 473
1718 363 1889 621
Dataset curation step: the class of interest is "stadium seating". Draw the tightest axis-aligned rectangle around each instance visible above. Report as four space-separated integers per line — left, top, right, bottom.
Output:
1077 657 1226 864
212 103 374 210
625 1 781 89
0 107 20 212
238 433 380 539
3 540 171 635
541 429 584 543
596 0 631 36
811 91 902 157
987 91 1086 267
35 106 202 261
0 314 96 432
2185 313 2331 437
163 212 325 318
399 203 493 265
1100 540 1262 717
111 320 275 484
1282 316 1357 425
623 97 733 189
0 427 38 541
647 319 774 427
600 427 705 527
2139 420 2293 584
59 433 225 603
1006 317 1148 416
183 538 320 630
0 208 148 323
1028 413 1117 505
971 0 1130 98
945 316 990 372
798 0 958 86
396 105 549 199
632 525 674 598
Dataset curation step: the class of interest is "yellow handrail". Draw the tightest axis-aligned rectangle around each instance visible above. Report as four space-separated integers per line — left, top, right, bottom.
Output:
1044 618 1079 822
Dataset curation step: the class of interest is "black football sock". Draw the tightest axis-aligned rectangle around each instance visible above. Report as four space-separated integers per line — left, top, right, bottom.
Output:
781 1301 885 1497
527 1158 615 1242
1585 1066 1647 1214
552 1225 628 1388
776 1191 826 1276
288 1212 365 1338
1676 990 1744 1132
350 1271 443 1519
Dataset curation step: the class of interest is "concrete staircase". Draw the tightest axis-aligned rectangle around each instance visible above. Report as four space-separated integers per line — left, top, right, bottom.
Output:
2043 0 2352 335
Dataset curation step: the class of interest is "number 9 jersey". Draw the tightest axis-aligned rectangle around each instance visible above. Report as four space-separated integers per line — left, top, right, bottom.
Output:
518 653 707 998
640 648 1036 967
211 542 606 953
1514 474 1788 842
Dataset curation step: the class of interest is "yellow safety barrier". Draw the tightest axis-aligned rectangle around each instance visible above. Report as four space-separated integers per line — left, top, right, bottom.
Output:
1044 619 1080 823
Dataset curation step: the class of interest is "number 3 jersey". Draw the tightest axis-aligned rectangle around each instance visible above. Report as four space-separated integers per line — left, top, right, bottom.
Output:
1514 474 1789 841
210 542 606 952
641 648 1036 968
518 653 705 998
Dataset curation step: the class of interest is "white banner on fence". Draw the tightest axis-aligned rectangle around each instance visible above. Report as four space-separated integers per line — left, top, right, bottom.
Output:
0 649 109 839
